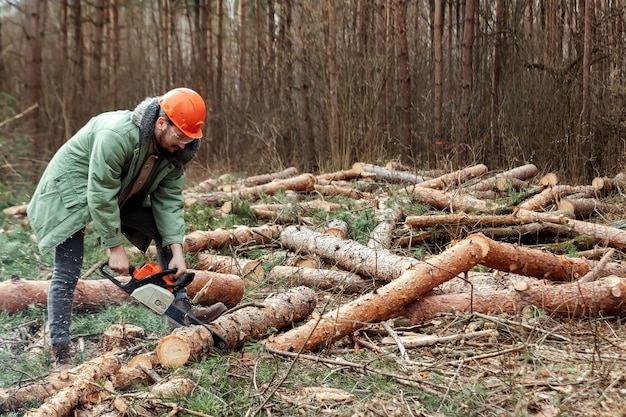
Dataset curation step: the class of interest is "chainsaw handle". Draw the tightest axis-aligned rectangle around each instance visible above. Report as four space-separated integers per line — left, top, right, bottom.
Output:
99 261 177 293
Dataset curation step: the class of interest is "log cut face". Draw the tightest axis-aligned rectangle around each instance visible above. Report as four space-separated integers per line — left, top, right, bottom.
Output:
264 234 490 352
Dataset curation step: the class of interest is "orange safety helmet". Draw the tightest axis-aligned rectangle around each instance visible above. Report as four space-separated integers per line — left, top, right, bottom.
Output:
159 88 206 139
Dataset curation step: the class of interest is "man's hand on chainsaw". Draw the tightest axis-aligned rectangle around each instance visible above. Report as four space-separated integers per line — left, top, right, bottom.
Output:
109 244 130 275
168 244 187 279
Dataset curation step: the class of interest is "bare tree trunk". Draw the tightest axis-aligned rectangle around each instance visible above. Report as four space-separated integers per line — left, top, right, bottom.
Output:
326 0 341 168
91 0 105 102
579 0 593 181
490 0 503 166
108 0 119 108
395 0 412 162
433 0 443 145
292 0 317 172
161 0 171 89
457 0 476 166
24 0 46 146
238 0 247 101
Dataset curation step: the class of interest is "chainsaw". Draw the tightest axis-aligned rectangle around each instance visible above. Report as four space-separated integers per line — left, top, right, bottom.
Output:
100 261 227 351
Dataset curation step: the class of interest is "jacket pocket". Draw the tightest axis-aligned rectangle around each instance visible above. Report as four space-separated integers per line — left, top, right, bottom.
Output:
53 175 83 209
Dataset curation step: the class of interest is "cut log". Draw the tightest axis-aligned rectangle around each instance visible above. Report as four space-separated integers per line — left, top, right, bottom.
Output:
0 270 243 314
477 234 626 281
539 172 559 187
314 183 370 199
268 266 374 293
517 185 596 211
399 276 626 323
242 167 299 187
465 164 539 192
157 286 317 367
557 198 625 217
316 169 361 182
23 354 122 417
323 219 350 239
517 208 626 250
352 162 425 184
591 172 626 194
183 224 283 252
2 203 28 217
397 185 498 212
404 211 568 230
367 202 403 250
251 200 343 222
279 225 420 282
263 234 490 352
416 164 488 190
194 253 265 285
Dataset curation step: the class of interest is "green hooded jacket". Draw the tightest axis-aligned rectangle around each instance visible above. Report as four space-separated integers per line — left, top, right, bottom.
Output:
27 97 200 254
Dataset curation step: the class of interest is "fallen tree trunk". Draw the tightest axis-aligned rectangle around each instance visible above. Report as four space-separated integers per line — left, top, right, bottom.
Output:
368 202 403 250
399 276 626 323
352 162 425 184
517 185 596 211
194 253 265 285
268 266 374 294
157 286 317 367
0 270 244 314
279 225 420 282
416 164 488 190
242 167 299 187
183 224 283 252
23 354 122 417
398 184 498 212
465 164 539 192
477 234 626 281
404 210 568 230
263 234 490 352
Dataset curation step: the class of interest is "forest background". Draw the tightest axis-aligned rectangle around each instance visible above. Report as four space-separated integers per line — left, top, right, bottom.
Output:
0 0 625 193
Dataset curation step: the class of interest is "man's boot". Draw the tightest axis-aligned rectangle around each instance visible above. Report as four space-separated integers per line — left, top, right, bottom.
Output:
50 342 72 368
168 297 227 332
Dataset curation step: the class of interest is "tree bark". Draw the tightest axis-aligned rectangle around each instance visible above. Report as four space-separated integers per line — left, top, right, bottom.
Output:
242 167 299 187
268 265 374 294
0 270 244 314
263 233 489 352
194 253 265 285
417 164 488 190
478 234 626 281
352 162 424 184
279 225 420 282
400 276 626 323
157 286 317 367
183 224 283 252
517 185 596 211
398 184 497 212
465 164 539 192
23 354 122 417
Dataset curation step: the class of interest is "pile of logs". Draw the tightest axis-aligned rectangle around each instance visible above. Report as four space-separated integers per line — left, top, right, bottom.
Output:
4 162 626 415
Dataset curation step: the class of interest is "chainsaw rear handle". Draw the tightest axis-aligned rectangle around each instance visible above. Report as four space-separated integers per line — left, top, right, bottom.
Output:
100 261 178 294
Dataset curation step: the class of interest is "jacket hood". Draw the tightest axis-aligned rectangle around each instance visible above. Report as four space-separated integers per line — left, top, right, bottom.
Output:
131 97 200 167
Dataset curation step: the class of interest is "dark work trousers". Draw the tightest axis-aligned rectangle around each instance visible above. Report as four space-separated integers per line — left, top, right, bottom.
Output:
48 197 187 346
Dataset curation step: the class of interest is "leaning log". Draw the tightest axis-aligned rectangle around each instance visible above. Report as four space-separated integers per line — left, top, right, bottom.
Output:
0 270 244 314
264 234 490 352
157 286 317 367
400 276 626 323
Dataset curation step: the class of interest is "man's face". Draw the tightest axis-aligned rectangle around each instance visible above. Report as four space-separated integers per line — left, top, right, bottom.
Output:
155 116 195 153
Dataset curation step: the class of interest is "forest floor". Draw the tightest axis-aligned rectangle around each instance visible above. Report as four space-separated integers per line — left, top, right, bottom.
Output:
2 162 626 416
